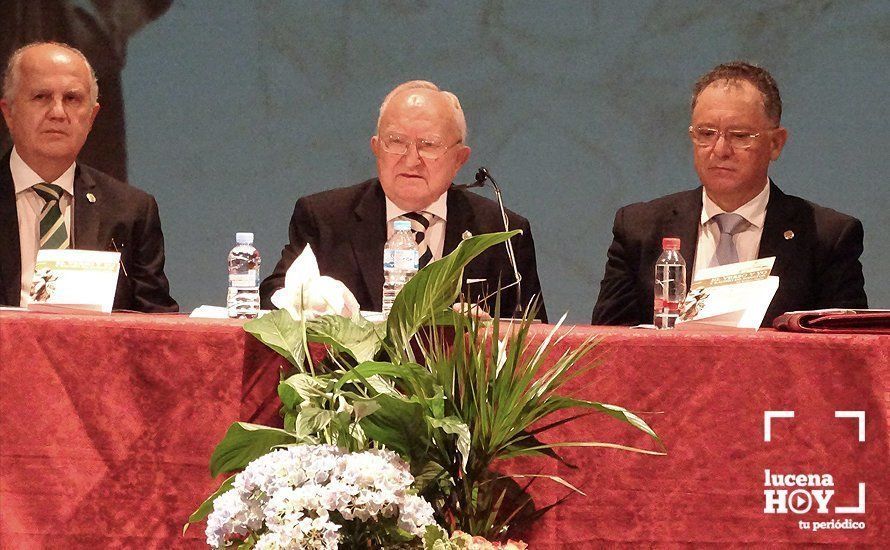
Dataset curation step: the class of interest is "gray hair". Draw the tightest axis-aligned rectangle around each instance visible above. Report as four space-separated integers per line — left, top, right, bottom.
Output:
2 42 99 105
377 80 468 142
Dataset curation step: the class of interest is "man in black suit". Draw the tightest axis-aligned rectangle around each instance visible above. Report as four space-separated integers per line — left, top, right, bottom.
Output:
0 42 177 312
261 80 546 321
592 62 866 326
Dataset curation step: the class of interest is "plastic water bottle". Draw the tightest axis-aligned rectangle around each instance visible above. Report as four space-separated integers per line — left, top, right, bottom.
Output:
227 232 261 319
653 237 686 329
382 220 419 316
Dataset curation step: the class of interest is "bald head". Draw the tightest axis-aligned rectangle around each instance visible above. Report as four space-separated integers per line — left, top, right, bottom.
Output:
377 80 467 142
3 42 98 106
370 80 471 211
0 42 101 181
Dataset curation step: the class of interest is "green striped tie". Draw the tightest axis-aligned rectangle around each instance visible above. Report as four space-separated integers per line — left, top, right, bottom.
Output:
32 183 70 249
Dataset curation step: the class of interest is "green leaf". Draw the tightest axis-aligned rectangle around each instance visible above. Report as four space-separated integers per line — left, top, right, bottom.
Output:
306 314 383 363
352 398 381 421
585 402 662 444
209 422 297 477
428 416 471 470
333 361 436 395
185 473 236 530
492 473 586 496
498 440 666 460
360 394 429 461
278 373 331 411
385 231 519 355
412 460 447 493
293 405 339 439
422 524 449 548
244 309 306 367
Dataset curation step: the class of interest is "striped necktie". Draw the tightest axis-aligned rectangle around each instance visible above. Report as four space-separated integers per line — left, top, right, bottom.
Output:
32 183 70 249
402 211 434 267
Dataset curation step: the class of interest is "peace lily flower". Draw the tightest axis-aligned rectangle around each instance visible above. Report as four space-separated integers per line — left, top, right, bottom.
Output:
270 245 361 321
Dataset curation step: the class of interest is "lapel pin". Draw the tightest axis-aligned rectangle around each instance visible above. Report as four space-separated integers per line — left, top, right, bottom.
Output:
783 230 794 240
86 192 96 203
462 230 473 240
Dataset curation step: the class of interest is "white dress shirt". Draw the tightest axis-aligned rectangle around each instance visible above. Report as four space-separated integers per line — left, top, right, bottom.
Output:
385 191 448 261
11 147 77 306
692 179 770 279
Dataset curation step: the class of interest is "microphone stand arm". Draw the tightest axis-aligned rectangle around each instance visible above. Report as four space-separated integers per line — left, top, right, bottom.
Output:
485 173 524 318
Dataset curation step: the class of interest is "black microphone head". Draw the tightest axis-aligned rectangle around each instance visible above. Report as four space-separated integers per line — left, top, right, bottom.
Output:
475 167 489 184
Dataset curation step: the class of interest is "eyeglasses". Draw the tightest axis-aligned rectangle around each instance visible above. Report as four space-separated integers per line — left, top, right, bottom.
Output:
380 133 461 160
688 125 774 150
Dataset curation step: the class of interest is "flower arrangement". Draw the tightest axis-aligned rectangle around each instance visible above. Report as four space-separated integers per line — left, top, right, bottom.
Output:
189 231 663 547
427 531 527 550
205 445 436 548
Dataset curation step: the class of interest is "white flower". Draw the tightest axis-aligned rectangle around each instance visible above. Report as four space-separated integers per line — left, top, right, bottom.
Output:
204 488 263 548
204 444 437 548
270 245 361 321
397 494 437 536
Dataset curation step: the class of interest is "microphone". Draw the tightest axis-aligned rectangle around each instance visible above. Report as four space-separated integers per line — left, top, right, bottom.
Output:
453 167 524 318
451 168 486 190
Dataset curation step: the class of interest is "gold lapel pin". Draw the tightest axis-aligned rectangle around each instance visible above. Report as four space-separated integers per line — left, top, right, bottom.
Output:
784 230 794 240
462 230 473 240
86 192 96 203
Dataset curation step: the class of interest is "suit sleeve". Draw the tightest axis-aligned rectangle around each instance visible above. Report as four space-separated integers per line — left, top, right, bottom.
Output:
513 217 548 323
128 195 178 312
815 217 868 309
591 206 644 325
259 198 317 309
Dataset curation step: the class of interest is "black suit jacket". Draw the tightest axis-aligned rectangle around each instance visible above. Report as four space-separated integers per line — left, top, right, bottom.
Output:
591 182 867 326
260 178 547 322
0 151 178 313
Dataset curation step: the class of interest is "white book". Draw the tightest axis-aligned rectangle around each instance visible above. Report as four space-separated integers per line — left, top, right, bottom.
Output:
27 249 121 314
675 258 778 332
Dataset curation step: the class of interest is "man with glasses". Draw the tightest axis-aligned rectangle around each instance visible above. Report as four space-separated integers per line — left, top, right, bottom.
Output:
261 80 547 320
591 61 866 326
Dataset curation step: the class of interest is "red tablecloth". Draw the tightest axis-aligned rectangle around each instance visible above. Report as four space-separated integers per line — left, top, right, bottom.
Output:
506 326 889 547
1 312 887 547
0 311 283 548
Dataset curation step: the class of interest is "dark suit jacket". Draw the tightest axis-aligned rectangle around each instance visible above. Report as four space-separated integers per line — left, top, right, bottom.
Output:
260 178 547 322
0 151 178 313
591 182 867 326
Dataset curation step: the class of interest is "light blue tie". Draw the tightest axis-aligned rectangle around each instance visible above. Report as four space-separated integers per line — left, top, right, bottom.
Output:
712 213 749 266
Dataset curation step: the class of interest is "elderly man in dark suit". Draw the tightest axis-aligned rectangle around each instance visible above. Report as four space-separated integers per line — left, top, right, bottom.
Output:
592 61 866 326
0 42 177 312
260 80 546 321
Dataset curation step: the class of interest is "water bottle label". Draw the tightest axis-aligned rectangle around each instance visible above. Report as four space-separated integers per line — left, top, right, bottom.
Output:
384 249 418 270
395 249 418 270
229 270 258 287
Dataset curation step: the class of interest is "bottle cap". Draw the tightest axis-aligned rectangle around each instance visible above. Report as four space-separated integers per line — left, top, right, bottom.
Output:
393 220 411 231
236 232 254 245
662 237 681 250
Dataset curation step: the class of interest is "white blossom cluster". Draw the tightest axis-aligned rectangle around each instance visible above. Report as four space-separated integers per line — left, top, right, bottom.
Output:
205 445 437 549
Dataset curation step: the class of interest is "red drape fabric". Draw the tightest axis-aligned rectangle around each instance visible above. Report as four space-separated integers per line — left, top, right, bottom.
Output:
1 313 887 548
